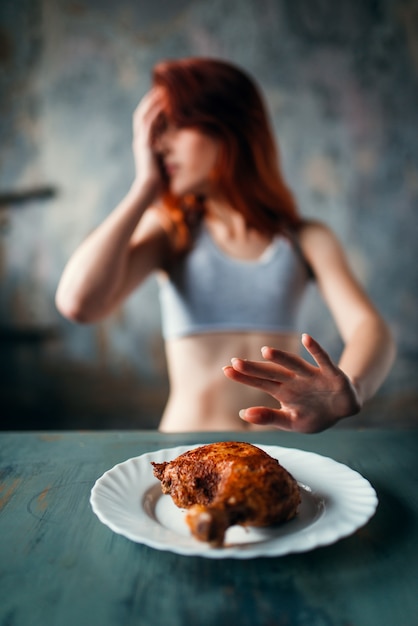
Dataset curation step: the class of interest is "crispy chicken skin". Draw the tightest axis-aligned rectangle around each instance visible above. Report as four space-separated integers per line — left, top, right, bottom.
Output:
151 441 301 546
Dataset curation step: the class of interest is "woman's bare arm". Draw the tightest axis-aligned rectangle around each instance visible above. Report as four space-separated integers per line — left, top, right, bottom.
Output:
55 183 168 322
223 222 396 432
300 221 396 403
56 89 170 323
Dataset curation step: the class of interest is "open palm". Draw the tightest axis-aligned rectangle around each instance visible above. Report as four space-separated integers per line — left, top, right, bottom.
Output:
223 334 360 433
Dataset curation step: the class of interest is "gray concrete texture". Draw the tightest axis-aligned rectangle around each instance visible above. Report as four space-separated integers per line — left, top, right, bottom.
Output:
0 0 417 428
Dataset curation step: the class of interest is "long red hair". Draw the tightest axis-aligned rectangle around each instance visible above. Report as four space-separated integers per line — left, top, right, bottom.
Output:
152 58 301 243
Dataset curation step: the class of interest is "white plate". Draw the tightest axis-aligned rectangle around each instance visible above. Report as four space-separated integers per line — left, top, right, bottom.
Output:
90 444 378 559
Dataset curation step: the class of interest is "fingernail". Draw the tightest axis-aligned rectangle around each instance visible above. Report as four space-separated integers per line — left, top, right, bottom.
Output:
239 409 246 419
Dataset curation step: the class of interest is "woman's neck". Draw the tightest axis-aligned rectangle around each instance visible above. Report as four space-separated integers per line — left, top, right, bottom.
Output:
203 196 273 259
204 196 250 238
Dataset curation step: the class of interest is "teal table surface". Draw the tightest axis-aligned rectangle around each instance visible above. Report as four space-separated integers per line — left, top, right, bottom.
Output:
0 429 417 626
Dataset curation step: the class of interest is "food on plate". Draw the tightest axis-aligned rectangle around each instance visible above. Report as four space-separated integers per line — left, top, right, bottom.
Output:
151 441 301 546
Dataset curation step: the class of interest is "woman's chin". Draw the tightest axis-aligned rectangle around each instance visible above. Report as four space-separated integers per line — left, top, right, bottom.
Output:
169 179 207 198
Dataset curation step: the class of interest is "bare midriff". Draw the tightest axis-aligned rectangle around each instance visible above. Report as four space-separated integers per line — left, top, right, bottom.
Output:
159 331 300 432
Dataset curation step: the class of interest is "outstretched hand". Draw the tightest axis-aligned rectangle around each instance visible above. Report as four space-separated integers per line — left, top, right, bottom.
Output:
223 334 361 433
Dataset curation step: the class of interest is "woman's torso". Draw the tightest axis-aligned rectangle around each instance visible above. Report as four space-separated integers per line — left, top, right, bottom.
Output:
159 331 300 432
157 219 311 432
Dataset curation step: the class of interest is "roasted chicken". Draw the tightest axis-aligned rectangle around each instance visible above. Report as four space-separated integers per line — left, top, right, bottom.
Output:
151 441 300 546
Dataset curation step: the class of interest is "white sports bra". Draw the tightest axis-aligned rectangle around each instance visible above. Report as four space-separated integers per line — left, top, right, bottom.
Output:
158 224 311 339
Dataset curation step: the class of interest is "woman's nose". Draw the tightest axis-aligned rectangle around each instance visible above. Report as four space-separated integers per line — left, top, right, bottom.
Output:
157 136 170 155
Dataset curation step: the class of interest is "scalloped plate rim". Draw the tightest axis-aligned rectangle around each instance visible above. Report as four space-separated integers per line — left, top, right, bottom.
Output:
90 443 378 559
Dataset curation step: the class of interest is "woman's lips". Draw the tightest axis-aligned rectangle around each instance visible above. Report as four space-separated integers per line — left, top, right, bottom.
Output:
165 163 179 176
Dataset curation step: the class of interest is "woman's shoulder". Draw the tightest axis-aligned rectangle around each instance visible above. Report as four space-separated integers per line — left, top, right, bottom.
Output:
135 206 181 250
296 219 349 276
297 219 344 253
297 218 337 239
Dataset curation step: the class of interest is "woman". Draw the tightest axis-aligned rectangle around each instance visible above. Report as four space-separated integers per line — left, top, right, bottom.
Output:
56 58 395 432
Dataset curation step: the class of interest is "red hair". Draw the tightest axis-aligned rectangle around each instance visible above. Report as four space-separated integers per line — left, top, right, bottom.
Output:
152 58 301 244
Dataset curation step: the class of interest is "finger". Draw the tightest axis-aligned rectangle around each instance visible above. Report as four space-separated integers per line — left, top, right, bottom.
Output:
260 345 311 376
134 103 162 135
135 87 164 113
238 407 294 431
301 334 338 371
133 90 155 122
133 89 165 132
222 366 283 395
229 357 294 382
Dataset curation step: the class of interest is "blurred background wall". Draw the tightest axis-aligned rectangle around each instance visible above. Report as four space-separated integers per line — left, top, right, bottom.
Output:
0 0 417 430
